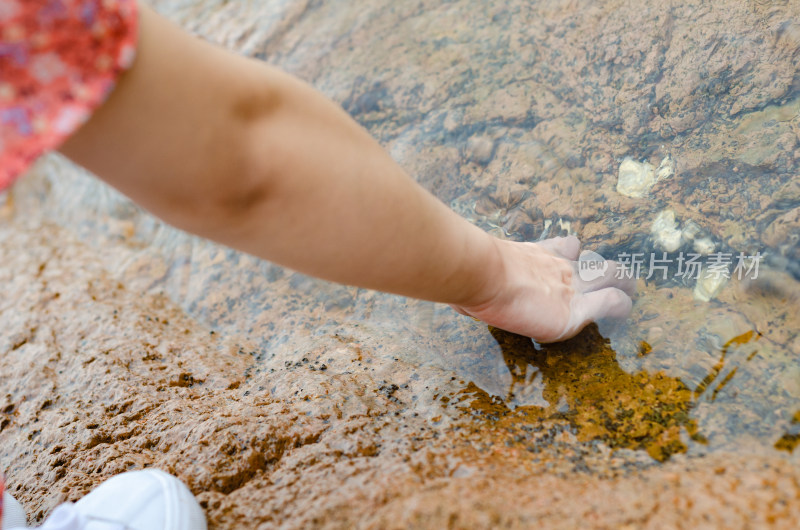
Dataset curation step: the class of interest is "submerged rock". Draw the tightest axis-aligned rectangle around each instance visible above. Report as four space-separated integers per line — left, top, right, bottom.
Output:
655 155 676 181
679 219 717 255
466 135 495 165
616 158 656 198
692 237 716 255
694 270 729 302
651 209 683 252
681 219 703 242
5 0 800 526
488 327 705 462
616 155 674 198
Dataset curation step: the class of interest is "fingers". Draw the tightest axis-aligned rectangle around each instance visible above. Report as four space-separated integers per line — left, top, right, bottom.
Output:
536 235 580 260
537 236 637 322
537 235 637 297
572 287 633 330
574 259 637 296
539 286 634 343
543 287 633 343
605 261 637 296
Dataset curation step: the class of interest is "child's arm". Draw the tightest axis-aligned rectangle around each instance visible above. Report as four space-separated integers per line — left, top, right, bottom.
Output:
59 4 633 342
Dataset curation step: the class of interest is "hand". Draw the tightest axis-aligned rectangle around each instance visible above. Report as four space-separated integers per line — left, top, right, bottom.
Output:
450 235 635 343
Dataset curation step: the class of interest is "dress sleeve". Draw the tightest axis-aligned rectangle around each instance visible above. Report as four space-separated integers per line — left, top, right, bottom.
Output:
0 0 139 191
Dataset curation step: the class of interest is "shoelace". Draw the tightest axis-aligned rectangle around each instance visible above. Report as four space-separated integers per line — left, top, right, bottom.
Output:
34 503 128 530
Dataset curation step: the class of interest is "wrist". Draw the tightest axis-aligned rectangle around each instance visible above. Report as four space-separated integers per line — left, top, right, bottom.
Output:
450 229 508 310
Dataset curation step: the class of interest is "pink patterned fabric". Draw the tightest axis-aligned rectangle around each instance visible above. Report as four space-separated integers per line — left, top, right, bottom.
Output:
0 0 138 515
0 0 139 191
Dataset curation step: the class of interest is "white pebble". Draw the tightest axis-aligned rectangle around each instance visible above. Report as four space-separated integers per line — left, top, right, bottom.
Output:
693 237 716 255
681 219 702 242
655 155 676 181
617 158 656 198
694 271 728 302
651 209 683 252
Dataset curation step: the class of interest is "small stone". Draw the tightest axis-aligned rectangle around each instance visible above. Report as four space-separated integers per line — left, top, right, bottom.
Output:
655 155 676 181
617 158 656 198
466 135 494 165
763 206 800 247
647 326 664 344
693 237 716 255
651 209 682 252
557 218 575 236
694 271 728 302
775 180 800 203
681 220 703 242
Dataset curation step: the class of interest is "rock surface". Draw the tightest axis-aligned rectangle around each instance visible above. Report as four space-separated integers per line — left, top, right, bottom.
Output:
1 0 800 527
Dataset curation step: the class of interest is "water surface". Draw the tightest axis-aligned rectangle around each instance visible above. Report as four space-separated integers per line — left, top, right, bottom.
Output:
10 0 800 465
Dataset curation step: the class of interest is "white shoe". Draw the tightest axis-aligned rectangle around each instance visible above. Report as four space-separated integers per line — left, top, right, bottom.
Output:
2 492 27 529
5 469 206 530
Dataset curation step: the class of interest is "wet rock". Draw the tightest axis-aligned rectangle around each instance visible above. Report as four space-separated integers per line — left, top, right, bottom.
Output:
655 155 676 181
359 455 800 529
731 97 800 168
651 210 683 252
616 158 656 198
488 327 705 462
4 0 800 526
774 180 800 204
763 206 800 248
617 155 673 199
692 237 716 256
680 219 703 243
466 135 495 165
694 270 729 302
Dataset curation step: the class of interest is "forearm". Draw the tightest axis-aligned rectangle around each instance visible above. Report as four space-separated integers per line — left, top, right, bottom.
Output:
232 69 505 305
60 4 502 307
58 4 633 342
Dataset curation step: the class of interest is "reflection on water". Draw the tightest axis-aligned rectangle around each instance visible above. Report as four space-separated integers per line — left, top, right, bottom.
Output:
9 0 800 465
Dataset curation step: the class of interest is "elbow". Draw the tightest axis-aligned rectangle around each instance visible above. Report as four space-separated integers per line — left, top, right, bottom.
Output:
169 98 283 239
206 151 276 227
180 138 278 240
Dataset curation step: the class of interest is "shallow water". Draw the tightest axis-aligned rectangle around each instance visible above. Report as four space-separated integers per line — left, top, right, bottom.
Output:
9 0 800 469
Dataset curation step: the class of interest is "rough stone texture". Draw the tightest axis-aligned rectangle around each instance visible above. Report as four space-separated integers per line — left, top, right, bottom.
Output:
2 219 800 529
1 0 800 527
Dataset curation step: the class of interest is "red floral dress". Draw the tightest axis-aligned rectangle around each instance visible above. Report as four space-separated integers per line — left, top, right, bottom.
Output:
0 0 138 516
0 0 139 192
